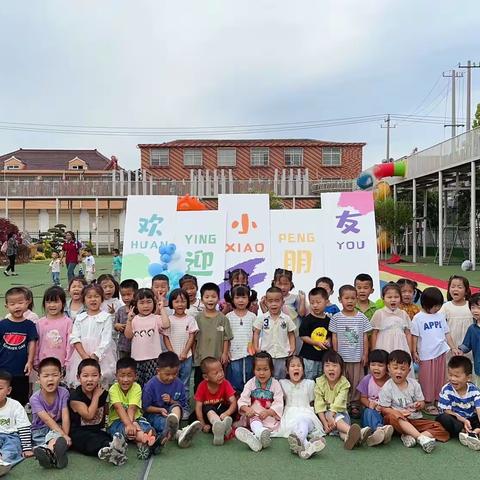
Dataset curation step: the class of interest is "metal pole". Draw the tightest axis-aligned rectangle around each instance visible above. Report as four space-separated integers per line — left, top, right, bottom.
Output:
451 69 456 138
471 161 476 270
423 190 427 258
55 198 59 225
466 61 472 131
22 200 26 232
95 197 99 256
386 114 390 162
107 200 111 253
438 171 443 266
412 179 417 263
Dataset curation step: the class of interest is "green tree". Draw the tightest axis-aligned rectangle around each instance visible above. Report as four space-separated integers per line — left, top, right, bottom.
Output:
375 198 413 252
473 103 480 129
268 192 284 209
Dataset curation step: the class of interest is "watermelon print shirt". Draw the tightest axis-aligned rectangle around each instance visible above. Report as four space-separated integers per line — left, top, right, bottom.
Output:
0 319 38 375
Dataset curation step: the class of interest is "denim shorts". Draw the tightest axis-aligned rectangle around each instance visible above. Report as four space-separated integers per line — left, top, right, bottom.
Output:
107 417 152 437
32 426 63 447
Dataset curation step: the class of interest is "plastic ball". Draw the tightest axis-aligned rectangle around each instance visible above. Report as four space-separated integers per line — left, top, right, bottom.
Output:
461 260 473 271
161 253 172 263
357 172 374 190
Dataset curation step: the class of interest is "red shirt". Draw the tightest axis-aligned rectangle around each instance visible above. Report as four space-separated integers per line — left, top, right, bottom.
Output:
194 379 235 406
62 241 80 264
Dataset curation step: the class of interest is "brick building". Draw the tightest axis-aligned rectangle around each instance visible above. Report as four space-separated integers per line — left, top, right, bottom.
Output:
139 139 364 180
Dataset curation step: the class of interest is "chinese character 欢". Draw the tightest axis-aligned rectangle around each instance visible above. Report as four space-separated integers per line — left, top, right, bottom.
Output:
231 213 257 235
185 250 214 276
138 214 164 236
336 210 361 234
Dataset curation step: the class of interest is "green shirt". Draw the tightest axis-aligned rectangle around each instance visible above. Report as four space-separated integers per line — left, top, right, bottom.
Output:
108 382 142 425
355 300 378 321
314 375 350 414
194 312 233 367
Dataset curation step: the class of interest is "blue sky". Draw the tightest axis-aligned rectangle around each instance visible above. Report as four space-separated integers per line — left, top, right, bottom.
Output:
0 0 479 170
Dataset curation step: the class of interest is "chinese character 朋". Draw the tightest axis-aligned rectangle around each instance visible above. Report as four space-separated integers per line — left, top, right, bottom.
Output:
138 214 164 236
336 210 361 234
185 250 214 276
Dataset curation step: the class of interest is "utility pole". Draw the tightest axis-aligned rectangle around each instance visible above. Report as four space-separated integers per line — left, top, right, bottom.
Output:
458 61 480 131
381 114 396 162
443 70 464 137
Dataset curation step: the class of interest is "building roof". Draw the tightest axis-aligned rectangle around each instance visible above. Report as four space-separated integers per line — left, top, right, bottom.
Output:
0 149 119 170
138 139 366 148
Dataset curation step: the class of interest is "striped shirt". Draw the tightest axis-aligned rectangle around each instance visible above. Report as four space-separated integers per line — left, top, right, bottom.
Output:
163 314 199 358
330 311 372 362
438 382 480 419
227 310 256 361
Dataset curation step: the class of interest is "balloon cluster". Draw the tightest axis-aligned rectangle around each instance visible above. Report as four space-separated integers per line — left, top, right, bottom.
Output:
148 243 180 276
357 160 406 191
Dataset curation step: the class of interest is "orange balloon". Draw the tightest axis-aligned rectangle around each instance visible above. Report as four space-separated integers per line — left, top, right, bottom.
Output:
177 195 207 211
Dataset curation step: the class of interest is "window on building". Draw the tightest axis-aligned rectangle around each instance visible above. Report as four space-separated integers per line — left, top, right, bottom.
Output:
70 164 84 170
217 148 236 167
284 147 303 166
183 148 203 166
150 148 170 167
322 147 342 166
5 164 20 170
250 147 269 167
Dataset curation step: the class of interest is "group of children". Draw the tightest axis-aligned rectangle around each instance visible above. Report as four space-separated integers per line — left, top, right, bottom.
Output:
1 267 480 475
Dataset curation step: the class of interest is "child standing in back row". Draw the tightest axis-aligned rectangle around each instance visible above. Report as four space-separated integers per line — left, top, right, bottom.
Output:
354 274 378 321
460 293 480 382
114 279 139 360
411 287 460 415
330 285 372 417
316 277 340 316
398 278 420 320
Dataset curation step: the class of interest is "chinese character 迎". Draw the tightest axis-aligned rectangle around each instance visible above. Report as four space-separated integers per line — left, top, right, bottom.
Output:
138 214 164 236
336 210 361 234
231 213 257 235
185 250 214 276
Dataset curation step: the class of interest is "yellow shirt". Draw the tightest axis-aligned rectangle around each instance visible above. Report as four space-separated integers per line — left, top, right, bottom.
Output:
314 375 350 413
108 382 142 425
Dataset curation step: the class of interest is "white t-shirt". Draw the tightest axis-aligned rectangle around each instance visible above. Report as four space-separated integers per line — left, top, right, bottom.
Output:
379 378 424 420
410 311 450 361
227 310 256 361
49 258 61 273
0 397 31 434
83 255 95 273
253 311 296 358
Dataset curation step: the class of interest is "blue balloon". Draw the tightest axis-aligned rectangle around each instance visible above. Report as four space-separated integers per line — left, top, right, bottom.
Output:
166 243 176 255
161 262 169 271
357 172 374 190
161 253 172 263
148 263 165 276
159 245 168 255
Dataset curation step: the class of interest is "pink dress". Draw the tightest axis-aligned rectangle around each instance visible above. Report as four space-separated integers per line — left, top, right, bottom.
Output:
237 377 284 432
371 307 411 353
35 315 73 368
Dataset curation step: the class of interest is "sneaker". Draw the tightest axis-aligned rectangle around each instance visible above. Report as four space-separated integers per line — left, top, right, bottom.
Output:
0 460 11 477
344 424 361 450
177 421 202 448
33 446 55 469
299 441 317 460
417 435 436 453
222 416 233 437
212 420 227 446
366 428 385 447
382 425 394 444
11 273 18 276
235 427 262 452
182 411 190 421
401 434 417 448
165 413 179 442
109 453 127 466
98 446 113 463
137 443 151 460
287 433 304 454
259 429 272 449
312 438 326 453
459 432 480 451
53 437 68 469
3 271 8 277
359 427 372 445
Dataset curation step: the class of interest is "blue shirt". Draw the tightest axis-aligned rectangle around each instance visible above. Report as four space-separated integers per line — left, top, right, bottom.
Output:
0 319 38 375
460 323 480 375
142 376 187 412
438 382 480 419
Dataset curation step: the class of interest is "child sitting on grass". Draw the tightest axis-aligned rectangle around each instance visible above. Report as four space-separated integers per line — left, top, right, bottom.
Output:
106 357 157 459
142 352 201 450
31 357 70 469
436 356 480 451
194 357 237 446
69 358 128 465
379 350 449 453
314 350 367 450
